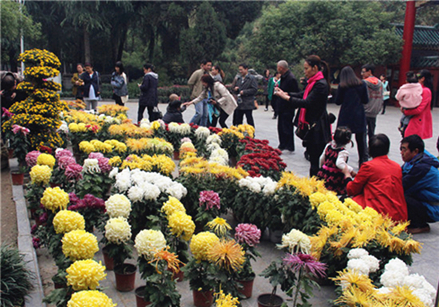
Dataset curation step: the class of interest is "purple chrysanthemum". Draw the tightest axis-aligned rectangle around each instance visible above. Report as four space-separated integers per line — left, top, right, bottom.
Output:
58 156 76 170
235 223 261 247
55 149 73 160
26 151 41 168
199 190 220 210
69 194 105 212
283 253 327 279
88 152 104 160
65 164 83 180
69 192 80 205
97 157 112 173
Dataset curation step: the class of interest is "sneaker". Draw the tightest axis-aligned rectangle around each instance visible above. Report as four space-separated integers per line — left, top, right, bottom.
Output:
264 108 268 111
407 225 430 234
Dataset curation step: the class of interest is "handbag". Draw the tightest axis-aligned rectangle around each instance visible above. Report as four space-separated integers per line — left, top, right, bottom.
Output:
151 105 163 121
295 122 316 140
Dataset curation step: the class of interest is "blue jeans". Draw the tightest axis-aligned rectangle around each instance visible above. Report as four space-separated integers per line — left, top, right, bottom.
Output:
190 99 208 127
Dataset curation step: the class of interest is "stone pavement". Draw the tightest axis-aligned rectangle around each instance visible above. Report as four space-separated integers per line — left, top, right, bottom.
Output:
15 100 438 306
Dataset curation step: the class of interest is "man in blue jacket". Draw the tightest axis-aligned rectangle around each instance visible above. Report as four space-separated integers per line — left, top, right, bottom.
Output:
401 134 439 234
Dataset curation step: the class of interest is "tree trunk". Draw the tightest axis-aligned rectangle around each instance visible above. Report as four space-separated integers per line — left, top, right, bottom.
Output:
83 25 91 64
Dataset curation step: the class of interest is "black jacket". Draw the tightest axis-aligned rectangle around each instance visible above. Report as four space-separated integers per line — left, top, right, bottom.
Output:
234 74 258 111
274 70 299 113
139 72 158 107
80 71 100 98
163 109 184 124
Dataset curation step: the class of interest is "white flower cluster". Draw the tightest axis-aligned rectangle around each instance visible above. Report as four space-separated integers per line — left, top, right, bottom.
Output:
104 217 132 244
206 134 221 145
105 194 132 218
209 147 229 166
57 121 69 133
278 229 311 254
195 126 211 140
82 159 101 174
134 229 167 260
112 168 187 202
238 176 277 195
168 123 191 135
346 248 380 276
139 118 151 129
379 258 436 307
98 114 121 124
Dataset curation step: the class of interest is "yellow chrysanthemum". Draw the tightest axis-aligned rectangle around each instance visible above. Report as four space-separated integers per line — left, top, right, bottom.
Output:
67 290 116 307
104 217 132 244
68 123 79 133
37 153 56 169
208 239 245 272
332 269 375 293
79 141 95 154
66 260 106 291
402 239 422 254
30 164 52 185
387 286 426 306
134 229 167 260
309 192 327 209
161 196 186 217
53 210 85 234
62 230 99 261
168 211 195 241
150 121 161 130
41 186 70 212
108 156 122 167
334 286 375 307
344 198 363 213
190 231 220 262
214 289 240 307
206 217 232 237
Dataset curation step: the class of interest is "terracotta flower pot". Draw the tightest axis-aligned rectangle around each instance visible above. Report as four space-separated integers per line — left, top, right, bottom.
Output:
135 286 151 307
257 293 284 307
236 278 254 299
114 263 136 292
193 289 214 307
11 172 24 185
8 148 14 159
173 151 180 160
102 247 114 270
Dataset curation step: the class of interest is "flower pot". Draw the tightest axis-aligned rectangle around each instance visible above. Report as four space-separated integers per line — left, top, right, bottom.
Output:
237 279 254 299
8 148 14 159
50 182 60 188
114 263 136 292
269 229 283 244
193 289 214 307
171 269 184 282
173 151 180 160
257 293 284 307
103 247 114 270
135 286 151 307
229 156 237 167
11 172 24 185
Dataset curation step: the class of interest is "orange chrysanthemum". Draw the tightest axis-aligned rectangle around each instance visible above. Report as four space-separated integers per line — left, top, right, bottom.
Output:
208 239 245 272
149 247 183 274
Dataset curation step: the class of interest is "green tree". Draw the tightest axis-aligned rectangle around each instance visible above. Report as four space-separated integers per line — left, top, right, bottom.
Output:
1 0 41 69
247 1 403 67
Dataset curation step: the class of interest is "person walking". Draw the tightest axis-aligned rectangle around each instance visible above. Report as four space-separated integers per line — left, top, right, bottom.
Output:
232 64 258 127
110 61 128 106
262 69 272 111
137 63 158 123
275 55 331 176
334 66 369 167
267 72 281 116
361 64 383 140
71 63 84 100
183 74 237 128
273 60 300 152
380 74 390 114
188 59 212 127
80 63 100 112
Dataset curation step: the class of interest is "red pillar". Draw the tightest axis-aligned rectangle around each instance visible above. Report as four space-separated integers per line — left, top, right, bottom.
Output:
399 0 416 87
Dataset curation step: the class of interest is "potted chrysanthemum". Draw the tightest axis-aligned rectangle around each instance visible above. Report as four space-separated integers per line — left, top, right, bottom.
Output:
195 191 221 230
101 217 132 271
67 290 116 307
26 164 52 220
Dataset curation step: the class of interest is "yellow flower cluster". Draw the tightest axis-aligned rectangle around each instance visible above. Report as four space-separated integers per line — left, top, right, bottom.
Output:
104 217 132 244
125 137 173 154
66 260 106 291
206 217 232 237
120 154 175 176
79 139 123 154
214 289 240 307
108 156 122 167
180 142 197 159
68 122 87 133
208 239 245 272
161 196 186 217
53 210 85 234
134 229 167 260
180 156 248 180
32 89 59 103
18 48 61 69
67 290 116 307
333 269 426 307
65 110 97 124
41 187 69 212
108 123 152 139
97 104 129 117
67 99 86 110
190 231 220 262
168 211 195 241
24 66 59 79
277 171 327 197
30 165 52 185
7 112 61 130
62 230 99 261
37 153 56 169
218 128 244 140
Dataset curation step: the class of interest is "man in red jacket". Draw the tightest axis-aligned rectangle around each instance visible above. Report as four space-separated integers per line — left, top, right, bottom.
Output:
342 134 408 222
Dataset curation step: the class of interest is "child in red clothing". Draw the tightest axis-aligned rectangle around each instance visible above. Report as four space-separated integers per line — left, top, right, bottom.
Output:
317 126 356 195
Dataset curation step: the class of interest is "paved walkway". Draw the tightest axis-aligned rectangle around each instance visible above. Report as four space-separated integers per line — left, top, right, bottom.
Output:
15 100 438 306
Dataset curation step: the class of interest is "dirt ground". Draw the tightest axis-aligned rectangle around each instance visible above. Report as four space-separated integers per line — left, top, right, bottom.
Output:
1 165 18 248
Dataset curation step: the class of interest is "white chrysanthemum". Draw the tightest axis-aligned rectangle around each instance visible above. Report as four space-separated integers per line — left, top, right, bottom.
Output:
412 288 434 307
134 229 167 260
105 217 132 244
195 126 210 140
361 255 380 273
168 122 180 133
278 229 311 254
105 194 132 218
403 274 428 290
166 182 187 200
58 122 69 133
376 287 391 295
209 156 228 166
207 143 221 152
139 182 161 200
128 186 144 203
140 122 151 129
210 147 228 159
82 159 101 174
262 182 277 195
380 270 406 288
384 258 409 276
109 167 119 179
179 123 191 135
206 134 221 145
347 259 370 275
347 248 369 259
140 118 150 125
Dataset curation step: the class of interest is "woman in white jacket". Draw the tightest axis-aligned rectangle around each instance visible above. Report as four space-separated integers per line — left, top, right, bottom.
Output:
183 74 237 128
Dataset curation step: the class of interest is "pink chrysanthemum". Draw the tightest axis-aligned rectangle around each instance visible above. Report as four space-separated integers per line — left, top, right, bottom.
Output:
2 107 13 118
58 156 76 170
283 253 327 279
12 124 30 135
88 152 104 160
97 157 111 173
199 190 221 210
181 137 192 143
69 194 105 212
55 149 73 160
235 223 261 247
26 151 42 168
69 192 80 205
65 164 83 180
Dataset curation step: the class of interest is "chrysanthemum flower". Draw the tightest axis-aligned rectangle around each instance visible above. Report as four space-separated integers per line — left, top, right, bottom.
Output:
195 126 211 140
82 159 101 174
332 269 375 292
309 192 328 209
168 211 195 241
283 252 327 278
37 153 56 169
214 289 240 307
30 164 52 185
53 210 85 234
235 223 261 247
41 186 70 212
149 247 183 274
58 156 76 170
66 260 106 291
65 164 83 180
108 156 122 167
199 190 220 210
104 217 131 244
26 150 41 168
208 239 245 272
62 230 99 261
161 196 186 217
206 217 231 237
190 231 220 262
105 194 131 218
278 229 311 254
134 229 167 260
67 290 116 307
